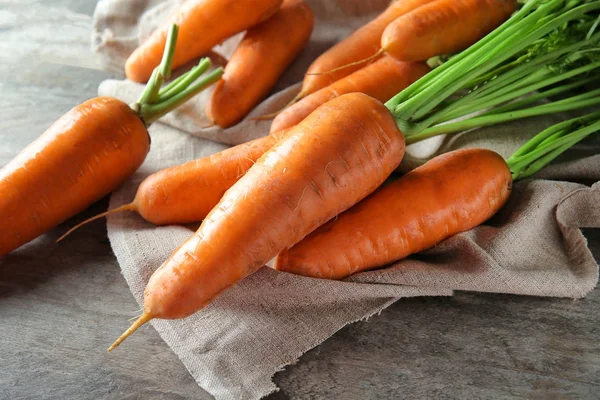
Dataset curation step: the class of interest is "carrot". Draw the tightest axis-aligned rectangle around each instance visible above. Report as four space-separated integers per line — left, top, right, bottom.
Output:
0 25 222 256
296 0 438 100
274 148 512 279
314 0 517 78
270 57 429 133
107 92 406 350
125 0 284 83
382 0 518 63
206 0 314 128
57 130 289 241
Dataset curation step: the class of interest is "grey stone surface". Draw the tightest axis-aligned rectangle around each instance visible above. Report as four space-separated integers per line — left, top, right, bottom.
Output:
0 1 599 399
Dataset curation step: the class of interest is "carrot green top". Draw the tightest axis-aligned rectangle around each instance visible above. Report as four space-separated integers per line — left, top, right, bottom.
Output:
384 0 600 143
134 24 224 125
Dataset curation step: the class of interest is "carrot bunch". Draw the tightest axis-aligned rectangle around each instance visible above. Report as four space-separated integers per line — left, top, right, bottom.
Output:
0 25 222 257
100 1 600 352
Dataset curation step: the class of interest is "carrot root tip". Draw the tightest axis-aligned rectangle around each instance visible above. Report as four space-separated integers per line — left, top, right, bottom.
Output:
56 203 135 243
306 49 384 76
107 312 153 352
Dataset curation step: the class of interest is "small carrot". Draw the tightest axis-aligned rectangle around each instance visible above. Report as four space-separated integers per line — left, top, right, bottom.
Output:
125 0 284 83
0 25 222 257
107 92 406 350
206 0 314 128
270 57 429 133
274 148 513 279
57 130 288 240
382 0 518 63
295 0 438 101
315 0 517 77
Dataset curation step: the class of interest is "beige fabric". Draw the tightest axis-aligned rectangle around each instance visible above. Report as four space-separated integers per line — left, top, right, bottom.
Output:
92 1 600 399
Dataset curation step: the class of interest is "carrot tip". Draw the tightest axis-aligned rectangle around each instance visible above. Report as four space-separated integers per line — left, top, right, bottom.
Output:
306 49 384 76
56 203 135 244
107 312 153 352
251 90 306 121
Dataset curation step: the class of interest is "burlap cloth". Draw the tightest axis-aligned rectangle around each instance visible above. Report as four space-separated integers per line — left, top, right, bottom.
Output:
92 1 600 398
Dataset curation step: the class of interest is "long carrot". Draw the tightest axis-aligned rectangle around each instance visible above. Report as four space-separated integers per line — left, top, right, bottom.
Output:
57 130 288 241
270 57 429 133
314 0 517 77
0 25 222 257
274 148 512 279
206 0 313 128
125 0 284 83
295 0 437 101
107 92 405 350
382 0 518 63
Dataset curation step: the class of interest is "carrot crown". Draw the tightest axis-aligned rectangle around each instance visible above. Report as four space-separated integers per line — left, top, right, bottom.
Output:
134 24 224 125
384 0 600 144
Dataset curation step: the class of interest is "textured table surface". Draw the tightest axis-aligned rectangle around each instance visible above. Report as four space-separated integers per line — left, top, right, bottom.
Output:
1 1 599 399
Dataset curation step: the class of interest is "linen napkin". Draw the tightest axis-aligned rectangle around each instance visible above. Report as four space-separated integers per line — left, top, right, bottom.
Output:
92 1 600 398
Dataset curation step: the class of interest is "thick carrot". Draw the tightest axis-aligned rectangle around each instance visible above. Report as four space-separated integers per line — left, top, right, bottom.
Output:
206 0 314 128
0 25 222 256
270 57 429 133
0 98 149 257
125 0 284 83
57 130 289 241
382 0 518 62
108 92 405 350
275 148 512 279
297 0 437 99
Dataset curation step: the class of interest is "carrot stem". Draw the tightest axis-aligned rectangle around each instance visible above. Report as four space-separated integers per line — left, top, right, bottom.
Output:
131 23 223 126
107 312 153 352
156 58 211 102
507 111 600 180
141 67 223 125
405 89 600 144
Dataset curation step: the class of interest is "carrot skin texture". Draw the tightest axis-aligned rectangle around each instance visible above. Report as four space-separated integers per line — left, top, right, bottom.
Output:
383 0 518 62
271 57 429 133
275 148 513 279
125 0 284 83
143 93 405 319
206 0 314 128
134 131 285 225
0 97 149 256
301 0 437 96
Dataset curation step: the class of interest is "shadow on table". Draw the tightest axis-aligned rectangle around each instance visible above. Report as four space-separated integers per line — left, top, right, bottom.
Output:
0 198 115 299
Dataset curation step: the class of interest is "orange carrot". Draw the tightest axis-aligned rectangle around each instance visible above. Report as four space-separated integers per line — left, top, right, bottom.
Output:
57 130 289 241
275 148 512 279
297 0 437 100
125 0 284 83
206 0 314 128
270 56 429 133
382 0 518 62
314 0 517 77
0 25 222 256
108 92 405 350
0 98 149 257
